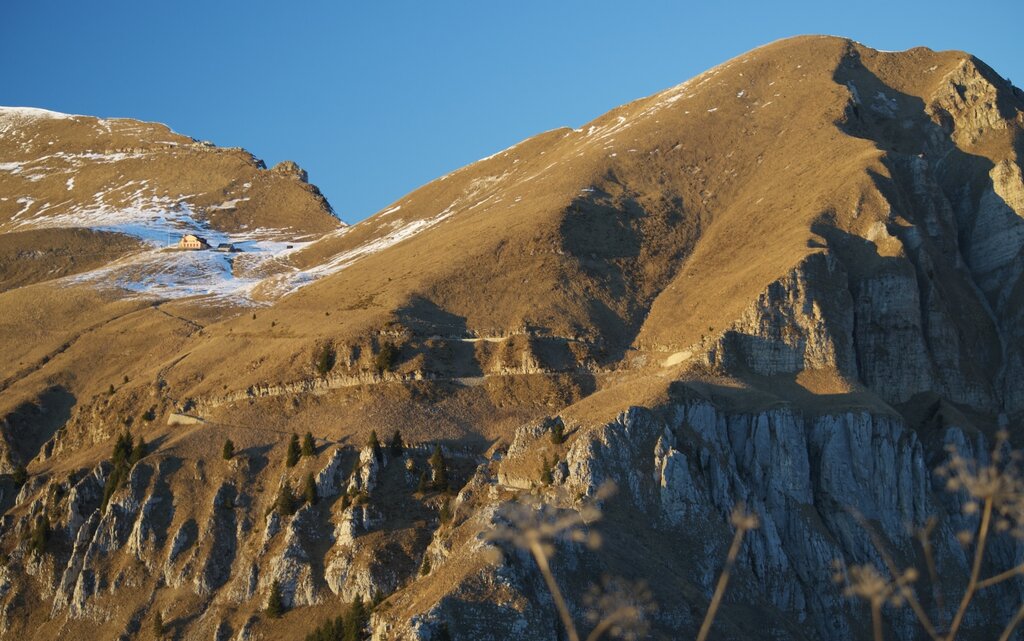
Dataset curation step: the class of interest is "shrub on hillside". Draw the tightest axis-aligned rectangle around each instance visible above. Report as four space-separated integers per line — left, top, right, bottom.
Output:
314 343 336 377
373 342 398 373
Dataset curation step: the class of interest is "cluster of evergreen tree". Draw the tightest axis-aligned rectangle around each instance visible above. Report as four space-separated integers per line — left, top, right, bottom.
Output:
414 444 451 495
274 473 320 517
222 438 235 460
286 432 318 467
100 432 148 513
304 615 344 641
292 594 370 640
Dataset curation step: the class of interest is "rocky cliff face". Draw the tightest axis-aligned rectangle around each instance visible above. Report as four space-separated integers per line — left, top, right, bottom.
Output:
0 35 1023 641
379 403 1019 641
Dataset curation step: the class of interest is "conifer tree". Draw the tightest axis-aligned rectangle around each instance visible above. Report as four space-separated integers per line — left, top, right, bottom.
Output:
101 432 135 513
416 471 428 495
344 594 369 641
266 579 285 618
368 430 382 461
152 610 165 638
222 438 235 460
315 343 335 376
27 514 50 556
129 436 147 465
438 498 452 524
420 554 431 576
286 433 301 467
112 432 133 466
540 456 553 486
389 430 404 456
303 472 318 506
275 481 296 516
302 432 316 457
429 445 448 492
550 421 565 445
11 465 27 488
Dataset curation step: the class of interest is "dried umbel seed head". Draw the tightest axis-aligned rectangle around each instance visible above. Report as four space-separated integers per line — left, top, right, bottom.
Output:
839 563 919 608
582 576 656 641
486 482 616 553
730 505 760 531
937 431 1024 539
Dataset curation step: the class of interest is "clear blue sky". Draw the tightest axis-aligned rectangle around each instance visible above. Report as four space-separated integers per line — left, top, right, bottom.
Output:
3 1 1021 223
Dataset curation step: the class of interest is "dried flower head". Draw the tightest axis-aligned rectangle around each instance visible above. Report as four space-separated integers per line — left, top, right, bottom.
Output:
582 576 655 641
486 483 615 554
936 430 1024 538
730 505 760 531
839 562 919 608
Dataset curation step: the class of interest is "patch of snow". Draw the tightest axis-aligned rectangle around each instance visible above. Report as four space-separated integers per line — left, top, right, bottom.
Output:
51 197 313 302
208 198 249 211
736 90 746 98
0 162 22 173
707 107 718 113
268 208 456 297
13 197 34 220
66 177 75 190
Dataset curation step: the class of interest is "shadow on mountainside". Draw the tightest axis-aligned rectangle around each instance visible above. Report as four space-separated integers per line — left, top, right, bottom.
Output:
395 296 484 378
1 385 76 467
830 45 1024 420
559 175 700 363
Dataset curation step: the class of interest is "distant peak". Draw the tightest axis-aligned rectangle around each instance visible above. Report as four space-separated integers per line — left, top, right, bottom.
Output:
0 106 77 123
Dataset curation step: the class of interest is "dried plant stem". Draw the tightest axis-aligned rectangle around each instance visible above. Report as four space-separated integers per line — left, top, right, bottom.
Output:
857 513 939 641
918 519 945 616
871 601 884 641
904 592 941 641
998 603 1024 641
945 496 993 641
977 563 1024 590
584 608 632 641
529 539 581 641
695 522 750 641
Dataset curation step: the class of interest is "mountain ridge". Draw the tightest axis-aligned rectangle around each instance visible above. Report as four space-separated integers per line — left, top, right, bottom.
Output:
0 35 1022 641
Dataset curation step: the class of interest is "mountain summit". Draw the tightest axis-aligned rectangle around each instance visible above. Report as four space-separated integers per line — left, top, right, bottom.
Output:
0 36 1022 640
